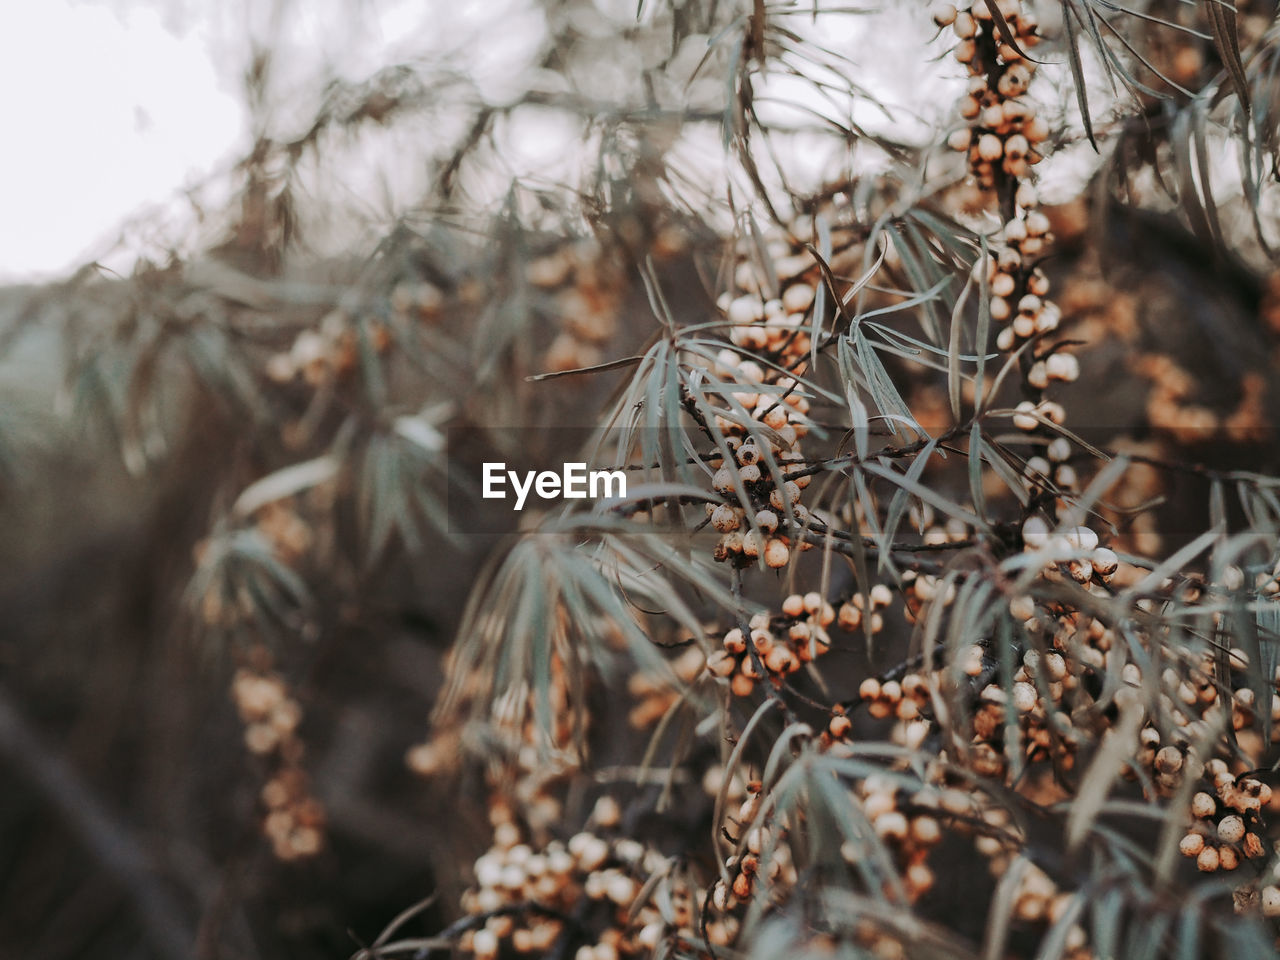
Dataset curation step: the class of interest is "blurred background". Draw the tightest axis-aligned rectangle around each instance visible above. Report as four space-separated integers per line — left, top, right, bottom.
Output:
4 1 1280 958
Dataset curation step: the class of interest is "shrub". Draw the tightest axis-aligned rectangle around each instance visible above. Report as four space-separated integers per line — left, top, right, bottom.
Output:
7 2 1280 959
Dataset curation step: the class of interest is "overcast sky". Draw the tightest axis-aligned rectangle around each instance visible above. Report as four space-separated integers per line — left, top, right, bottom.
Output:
0 2 238 282
0 1 1101 286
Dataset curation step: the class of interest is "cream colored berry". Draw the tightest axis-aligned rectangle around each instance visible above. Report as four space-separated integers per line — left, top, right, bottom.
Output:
1013 401 1039 431
1262 885 1280 917
978 134 1003 161
1179 832 1205 857
947 128 972 152
932 2 957 26
1022 515 1051 549
1012 681 1037 713
473 929 500 960
1192 792 1217 818
1217 815 1246 844
1196 845 1220 872
1154 746 1183 775
764 538 790 568
712 504 740 532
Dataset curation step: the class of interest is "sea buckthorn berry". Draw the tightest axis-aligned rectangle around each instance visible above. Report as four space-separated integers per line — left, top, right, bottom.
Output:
1012 681 1037 713
1046 436 1071 462
764 538 790 568
707 650 737 677
1004 219 1028 243
977 134 1003 161
711 504 740 532
765 645 797 674
1264 886 1280 917
749 629 773 655
1217 815 1245 844
875 811 909 841
1192 792 1217 818
982 104 1007 129
727 295 764 325
1092 548 1118 577
1027 361 1049 389
838 602 862 630
1154 746 1182 775
1039 400 1065 424
1196 845 1220 872
1064 526 1098 551
1033 302 1061 333
1022 515 1051 549
1013 402 1039 431
473 929 499 960
1179 833 1205 857
1046 352 1079 382
769 481 802 509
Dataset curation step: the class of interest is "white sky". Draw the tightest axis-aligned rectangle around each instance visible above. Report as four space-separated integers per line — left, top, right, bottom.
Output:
0 2 242 283
0 1 1101 285
0 0 567 284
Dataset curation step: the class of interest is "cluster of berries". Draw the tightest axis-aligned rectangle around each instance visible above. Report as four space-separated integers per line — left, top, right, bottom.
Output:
836 583 895 638
231 660 326 860
937 0 1086 514
459 798 667 960
936 0 1047 187
706 597 835 698
389 278 444 323
254 498 315 565
844 776 944 902
408 645 582 843
703 225 823 568
259 767 326 861
706 449 811 569
710 783 798 917
1178 764 1273 872
526 243 623 375
265 308 391 386
627 645 706 729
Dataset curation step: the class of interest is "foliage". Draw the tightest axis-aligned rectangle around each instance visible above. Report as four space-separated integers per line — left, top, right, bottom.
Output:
6 1 1280 959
